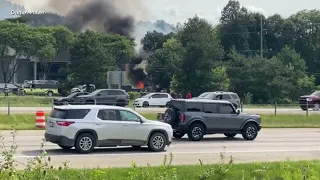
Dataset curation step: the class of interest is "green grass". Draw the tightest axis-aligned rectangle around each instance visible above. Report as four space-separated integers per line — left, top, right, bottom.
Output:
5 160 320 179
0 95 301 108
0 113 319 130
0 96 53 107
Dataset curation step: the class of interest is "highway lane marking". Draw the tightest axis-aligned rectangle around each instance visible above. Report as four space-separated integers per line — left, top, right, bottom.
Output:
3 148 320 159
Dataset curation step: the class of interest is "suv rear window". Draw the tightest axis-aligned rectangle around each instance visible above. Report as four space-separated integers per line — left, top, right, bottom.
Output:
50 109 91 119
186 102 203 112
169 100 184 111
230 93 239 99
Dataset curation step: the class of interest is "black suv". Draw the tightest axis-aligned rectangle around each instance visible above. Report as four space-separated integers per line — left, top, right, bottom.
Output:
162 99 261 141
194 91 240 109
74 89 129 106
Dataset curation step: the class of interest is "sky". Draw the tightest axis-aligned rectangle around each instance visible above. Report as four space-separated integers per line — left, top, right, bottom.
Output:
2 0 320 25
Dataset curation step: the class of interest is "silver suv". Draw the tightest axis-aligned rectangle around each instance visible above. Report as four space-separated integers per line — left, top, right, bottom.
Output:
161 99 261 141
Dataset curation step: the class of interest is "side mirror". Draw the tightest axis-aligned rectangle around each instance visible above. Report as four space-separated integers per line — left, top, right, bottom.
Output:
236 109 240 115
149 96 153 99
97 94 101 96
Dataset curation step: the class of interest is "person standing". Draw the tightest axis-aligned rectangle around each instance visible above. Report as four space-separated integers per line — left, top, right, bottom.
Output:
186 92 192 99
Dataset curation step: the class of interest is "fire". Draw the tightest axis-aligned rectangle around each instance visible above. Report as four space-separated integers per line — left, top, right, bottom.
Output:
137 81 144 89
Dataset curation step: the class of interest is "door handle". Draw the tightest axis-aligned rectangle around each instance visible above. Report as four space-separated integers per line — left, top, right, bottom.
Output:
95 123 101 126
123 124 129 126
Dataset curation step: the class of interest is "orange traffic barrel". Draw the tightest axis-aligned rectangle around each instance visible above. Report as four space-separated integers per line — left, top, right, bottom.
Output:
36 111 46 129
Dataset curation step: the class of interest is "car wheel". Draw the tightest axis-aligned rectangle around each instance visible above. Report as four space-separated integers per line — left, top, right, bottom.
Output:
313 103 320 111
173 132 185 138
242 123 258 140
75 133 95 154
58 144 73 150
224 133 237 138
142 101 149 108
148 132 167 152
187 123 205 141
47 91 53 97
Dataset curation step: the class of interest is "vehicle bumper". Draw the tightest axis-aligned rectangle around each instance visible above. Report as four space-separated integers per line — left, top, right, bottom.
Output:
45 133 74 146
258 125 262 131
172 125 188 133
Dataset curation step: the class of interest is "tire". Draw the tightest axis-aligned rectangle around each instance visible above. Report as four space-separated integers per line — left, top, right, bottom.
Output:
173 132 185 139
142 101 149 108
58 144 73 150
163 108 177 125
74 133 95 154
241 123 259 140
187 123 205 141
47 91 53 97
313 103 320 111
148 132 167 152
224 133 237 138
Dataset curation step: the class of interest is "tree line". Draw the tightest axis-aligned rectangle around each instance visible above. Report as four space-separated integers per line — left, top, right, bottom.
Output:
1 0 320 104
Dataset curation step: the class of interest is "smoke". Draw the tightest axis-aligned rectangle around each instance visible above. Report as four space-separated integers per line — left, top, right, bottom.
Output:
9 0 149 87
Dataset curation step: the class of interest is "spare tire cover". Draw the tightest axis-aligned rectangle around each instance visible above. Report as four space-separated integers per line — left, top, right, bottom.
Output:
163 108 177 125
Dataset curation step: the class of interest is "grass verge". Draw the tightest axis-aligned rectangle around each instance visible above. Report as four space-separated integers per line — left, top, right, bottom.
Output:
0 96 301 109
0 114 319 130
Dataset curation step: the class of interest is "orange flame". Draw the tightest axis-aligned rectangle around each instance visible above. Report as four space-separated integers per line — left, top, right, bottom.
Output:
137 81 144 89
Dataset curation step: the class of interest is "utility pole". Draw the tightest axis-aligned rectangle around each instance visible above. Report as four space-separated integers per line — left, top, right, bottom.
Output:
260 16 268 59
260 16 263 59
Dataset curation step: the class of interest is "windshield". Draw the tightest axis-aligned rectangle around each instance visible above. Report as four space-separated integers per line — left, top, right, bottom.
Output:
198 92 209 98
90 90 101 95
67 92 80 98
141 93 153 98
203 93 216 99
311 91 320 96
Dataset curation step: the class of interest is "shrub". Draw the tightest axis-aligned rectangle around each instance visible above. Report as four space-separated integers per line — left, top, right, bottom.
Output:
128 92 141 100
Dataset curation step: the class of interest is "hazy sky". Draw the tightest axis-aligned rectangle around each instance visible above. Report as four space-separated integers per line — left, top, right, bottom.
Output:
3 0 320 25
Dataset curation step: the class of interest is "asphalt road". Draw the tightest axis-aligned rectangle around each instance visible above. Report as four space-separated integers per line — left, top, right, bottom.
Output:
1 128 320 169
0 106 319 115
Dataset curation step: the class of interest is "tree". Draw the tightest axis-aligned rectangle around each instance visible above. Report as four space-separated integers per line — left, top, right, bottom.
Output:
147 38 185 91
36 26 75 79
211 66 230 91
173 16 224 95
141 31 175 53
218 0 251 55
0 21 56 83
69 30 135 88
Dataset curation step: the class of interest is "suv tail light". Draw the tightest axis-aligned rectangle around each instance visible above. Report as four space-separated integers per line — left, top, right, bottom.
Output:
56 121 75 126
180 114 185 122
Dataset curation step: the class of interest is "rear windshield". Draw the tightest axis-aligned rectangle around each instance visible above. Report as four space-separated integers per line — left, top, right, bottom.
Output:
50 108 91 119
230 93 239 99
169 100 184 111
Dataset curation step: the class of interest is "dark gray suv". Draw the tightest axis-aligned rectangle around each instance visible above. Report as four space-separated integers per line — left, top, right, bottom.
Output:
162 99 261 141
74 89 129 106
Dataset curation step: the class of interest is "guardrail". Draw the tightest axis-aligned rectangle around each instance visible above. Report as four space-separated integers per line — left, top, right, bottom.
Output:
0 96 319 116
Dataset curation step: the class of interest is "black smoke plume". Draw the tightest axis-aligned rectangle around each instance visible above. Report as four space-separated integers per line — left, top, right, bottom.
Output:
12 0 147 88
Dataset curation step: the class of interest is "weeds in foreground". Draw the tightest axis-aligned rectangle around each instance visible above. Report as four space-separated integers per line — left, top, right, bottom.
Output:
0 130 320 179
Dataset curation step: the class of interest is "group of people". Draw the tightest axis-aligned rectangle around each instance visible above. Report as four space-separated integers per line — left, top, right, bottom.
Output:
170 91 192 99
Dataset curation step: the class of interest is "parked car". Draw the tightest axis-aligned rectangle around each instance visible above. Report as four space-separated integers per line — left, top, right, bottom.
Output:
74 89 129 107
298 91 320 111
133 93 172 108
193 91 241 109
45 105 173 153
53 92 90 105
160 99 261 141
